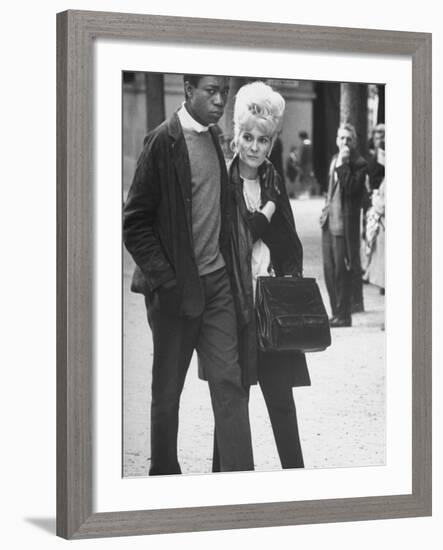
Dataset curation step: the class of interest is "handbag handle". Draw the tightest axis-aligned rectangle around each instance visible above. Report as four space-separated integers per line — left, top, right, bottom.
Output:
284 271 303 279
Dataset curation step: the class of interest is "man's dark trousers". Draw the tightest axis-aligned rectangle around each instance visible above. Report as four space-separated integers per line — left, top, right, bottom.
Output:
322 225 352 320
146 266 254 475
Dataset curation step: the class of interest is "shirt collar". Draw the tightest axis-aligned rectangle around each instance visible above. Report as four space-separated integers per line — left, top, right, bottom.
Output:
177 103 210 133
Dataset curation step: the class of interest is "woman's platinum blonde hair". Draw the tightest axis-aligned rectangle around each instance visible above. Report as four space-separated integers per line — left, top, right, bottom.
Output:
233 81 285 149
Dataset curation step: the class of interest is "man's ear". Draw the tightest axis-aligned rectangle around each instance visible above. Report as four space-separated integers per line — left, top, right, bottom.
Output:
184 81 193 101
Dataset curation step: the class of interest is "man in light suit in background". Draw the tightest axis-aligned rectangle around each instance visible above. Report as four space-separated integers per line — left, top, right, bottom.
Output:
320 122 367 327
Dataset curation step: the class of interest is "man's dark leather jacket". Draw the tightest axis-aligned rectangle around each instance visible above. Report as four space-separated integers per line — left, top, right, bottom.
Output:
123 113 231 318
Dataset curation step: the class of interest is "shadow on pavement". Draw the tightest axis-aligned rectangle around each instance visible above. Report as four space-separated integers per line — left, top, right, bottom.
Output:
24 517 56 535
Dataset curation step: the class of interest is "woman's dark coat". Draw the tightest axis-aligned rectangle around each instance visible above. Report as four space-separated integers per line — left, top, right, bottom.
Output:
199 155 311 388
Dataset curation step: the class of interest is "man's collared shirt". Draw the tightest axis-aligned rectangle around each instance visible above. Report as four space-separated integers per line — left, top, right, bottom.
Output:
177 103 209 133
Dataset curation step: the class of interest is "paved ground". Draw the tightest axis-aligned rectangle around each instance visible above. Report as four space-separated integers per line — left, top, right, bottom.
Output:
123 197 385 476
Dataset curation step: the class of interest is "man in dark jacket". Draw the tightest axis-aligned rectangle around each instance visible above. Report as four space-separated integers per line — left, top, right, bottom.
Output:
320 123 367 327
123 74 254 475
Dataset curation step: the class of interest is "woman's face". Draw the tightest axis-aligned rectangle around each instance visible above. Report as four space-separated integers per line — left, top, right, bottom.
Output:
237 124 273 172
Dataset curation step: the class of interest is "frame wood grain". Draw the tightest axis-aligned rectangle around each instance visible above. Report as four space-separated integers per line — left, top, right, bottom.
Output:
56 9 432 539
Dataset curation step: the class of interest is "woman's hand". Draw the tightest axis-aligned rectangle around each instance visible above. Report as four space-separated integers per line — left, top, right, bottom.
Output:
260 200 276 221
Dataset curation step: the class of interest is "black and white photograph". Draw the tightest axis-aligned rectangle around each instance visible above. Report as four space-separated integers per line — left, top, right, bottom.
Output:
122 72 386 477
2 0 439 545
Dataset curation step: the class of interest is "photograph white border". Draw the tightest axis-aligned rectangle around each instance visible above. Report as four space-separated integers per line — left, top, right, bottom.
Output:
93 38 412 513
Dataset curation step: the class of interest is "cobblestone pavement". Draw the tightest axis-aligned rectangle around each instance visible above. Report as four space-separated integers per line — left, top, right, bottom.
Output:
123 197 385 476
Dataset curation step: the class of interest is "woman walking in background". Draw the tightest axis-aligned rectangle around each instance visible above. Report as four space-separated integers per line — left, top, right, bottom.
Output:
211 81 311 470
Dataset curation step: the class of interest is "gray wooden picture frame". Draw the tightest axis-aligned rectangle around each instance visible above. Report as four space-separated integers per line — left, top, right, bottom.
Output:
56 9 432 540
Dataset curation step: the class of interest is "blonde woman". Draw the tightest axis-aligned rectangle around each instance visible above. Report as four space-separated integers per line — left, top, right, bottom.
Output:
211 81 311 470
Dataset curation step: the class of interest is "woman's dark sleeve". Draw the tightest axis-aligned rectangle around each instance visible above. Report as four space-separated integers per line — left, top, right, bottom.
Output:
247 211 270 242
262 168 304 277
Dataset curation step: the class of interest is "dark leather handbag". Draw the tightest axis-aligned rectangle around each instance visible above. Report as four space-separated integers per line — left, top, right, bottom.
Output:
256 276 331 353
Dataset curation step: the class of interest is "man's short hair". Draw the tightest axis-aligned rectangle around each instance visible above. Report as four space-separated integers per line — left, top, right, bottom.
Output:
183 74 230 99
298 130 308 140
183 74 204 88
183 74 206 99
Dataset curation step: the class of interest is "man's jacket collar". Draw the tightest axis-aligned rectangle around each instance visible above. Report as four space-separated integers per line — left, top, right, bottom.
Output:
167 112 183 142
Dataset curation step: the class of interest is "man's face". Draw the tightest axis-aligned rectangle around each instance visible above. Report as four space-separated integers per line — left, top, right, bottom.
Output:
185 76 230 126
336 128 355 152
